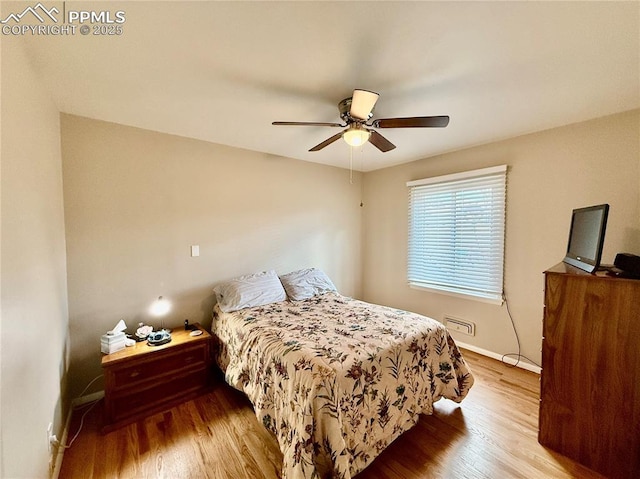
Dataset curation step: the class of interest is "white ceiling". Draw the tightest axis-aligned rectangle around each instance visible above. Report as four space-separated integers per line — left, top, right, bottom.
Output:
19 1 640 171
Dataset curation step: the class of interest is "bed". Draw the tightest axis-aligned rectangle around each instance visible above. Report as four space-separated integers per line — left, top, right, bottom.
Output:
212 269 474 479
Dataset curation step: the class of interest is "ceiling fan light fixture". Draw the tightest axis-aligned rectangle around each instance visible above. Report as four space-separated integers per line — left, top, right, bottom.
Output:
342 126 371 147
272 89 447 153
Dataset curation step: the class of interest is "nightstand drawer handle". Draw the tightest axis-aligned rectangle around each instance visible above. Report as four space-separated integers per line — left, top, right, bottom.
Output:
129 370 141 378
184 356 196 364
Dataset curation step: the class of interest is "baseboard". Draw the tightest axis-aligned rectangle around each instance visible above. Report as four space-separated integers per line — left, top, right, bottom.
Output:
456 341 541 374
51 390 105 479
50 409 71 479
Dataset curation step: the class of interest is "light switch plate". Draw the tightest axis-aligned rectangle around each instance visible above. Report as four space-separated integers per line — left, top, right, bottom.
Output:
191 245 199 257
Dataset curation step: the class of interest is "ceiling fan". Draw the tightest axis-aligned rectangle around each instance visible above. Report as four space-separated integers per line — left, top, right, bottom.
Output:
272 89 449 153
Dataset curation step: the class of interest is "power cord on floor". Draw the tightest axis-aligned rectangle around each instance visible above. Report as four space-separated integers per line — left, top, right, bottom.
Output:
59 375 103 449
62 399 100 448
501 292 541 369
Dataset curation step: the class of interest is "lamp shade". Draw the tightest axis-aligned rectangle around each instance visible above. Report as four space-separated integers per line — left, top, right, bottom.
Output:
342 126 371 147
149 296 171 316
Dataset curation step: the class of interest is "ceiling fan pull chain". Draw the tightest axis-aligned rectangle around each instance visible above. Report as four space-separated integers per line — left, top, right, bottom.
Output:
349 146 354 185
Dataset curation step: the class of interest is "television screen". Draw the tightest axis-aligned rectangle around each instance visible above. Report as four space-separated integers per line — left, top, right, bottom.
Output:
563 204 609 273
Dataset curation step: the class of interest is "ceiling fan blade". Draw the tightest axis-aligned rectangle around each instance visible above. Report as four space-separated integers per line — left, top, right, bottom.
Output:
372 116 450 128
350 89 379 121
309 132 344 152
369 130 396 152
273 121 344 127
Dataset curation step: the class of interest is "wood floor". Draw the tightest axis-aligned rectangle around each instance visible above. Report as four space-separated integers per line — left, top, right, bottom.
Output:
58 350 604 479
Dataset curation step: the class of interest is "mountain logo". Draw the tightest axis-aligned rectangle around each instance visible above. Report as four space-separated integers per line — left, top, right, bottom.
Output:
1 3 59 24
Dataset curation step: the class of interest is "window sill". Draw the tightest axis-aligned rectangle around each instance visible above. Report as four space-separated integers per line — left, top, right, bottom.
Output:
409 283 504 305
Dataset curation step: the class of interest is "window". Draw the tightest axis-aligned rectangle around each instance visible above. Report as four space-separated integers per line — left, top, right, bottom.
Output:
407 165 507 304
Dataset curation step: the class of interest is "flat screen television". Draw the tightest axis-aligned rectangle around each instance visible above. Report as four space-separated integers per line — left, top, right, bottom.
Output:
563 203 609 273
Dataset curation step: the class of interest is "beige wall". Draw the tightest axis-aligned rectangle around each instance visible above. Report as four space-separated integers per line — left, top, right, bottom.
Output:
61 114 363 399
362 110 640 367
1 38 70 477
62 110 639 400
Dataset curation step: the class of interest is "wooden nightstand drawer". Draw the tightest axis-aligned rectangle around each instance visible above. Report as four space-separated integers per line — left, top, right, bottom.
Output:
110 343 208 390
110 368 209 422
102 324 213 432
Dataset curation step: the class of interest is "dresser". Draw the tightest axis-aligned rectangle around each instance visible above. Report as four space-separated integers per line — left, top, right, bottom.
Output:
101 324 213 432
539 263 640 478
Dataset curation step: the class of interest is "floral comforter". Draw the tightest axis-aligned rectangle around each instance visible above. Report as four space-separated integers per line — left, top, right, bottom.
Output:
213 293 474 479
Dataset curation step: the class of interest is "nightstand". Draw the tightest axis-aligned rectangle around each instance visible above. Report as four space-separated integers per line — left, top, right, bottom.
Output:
101 323 213 432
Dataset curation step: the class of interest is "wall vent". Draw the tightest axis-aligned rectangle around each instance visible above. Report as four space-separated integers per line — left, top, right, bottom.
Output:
444 316 476 336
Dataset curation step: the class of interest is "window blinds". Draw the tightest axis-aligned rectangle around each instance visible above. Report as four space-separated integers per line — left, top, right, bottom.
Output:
407 165 507 302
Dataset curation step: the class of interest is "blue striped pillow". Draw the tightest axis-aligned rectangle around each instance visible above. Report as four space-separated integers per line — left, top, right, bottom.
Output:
214 270 286 313
279 268 337 301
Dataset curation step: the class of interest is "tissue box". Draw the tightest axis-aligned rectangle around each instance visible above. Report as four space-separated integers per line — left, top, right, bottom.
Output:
101 332 126 354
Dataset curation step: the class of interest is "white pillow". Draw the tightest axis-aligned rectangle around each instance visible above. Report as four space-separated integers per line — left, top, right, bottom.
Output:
213 270 286 313
279 268 337 301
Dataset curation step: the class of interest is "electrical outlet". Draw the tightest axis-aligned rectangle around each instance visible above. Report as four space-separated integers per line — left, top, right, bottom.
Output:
46 422 59 452
47 423 53 453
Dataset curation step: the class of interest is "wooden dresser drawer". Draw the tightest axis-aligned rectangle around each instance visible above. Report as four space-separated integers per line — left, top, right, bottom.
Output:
110 368 209 422
109 343 208 390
